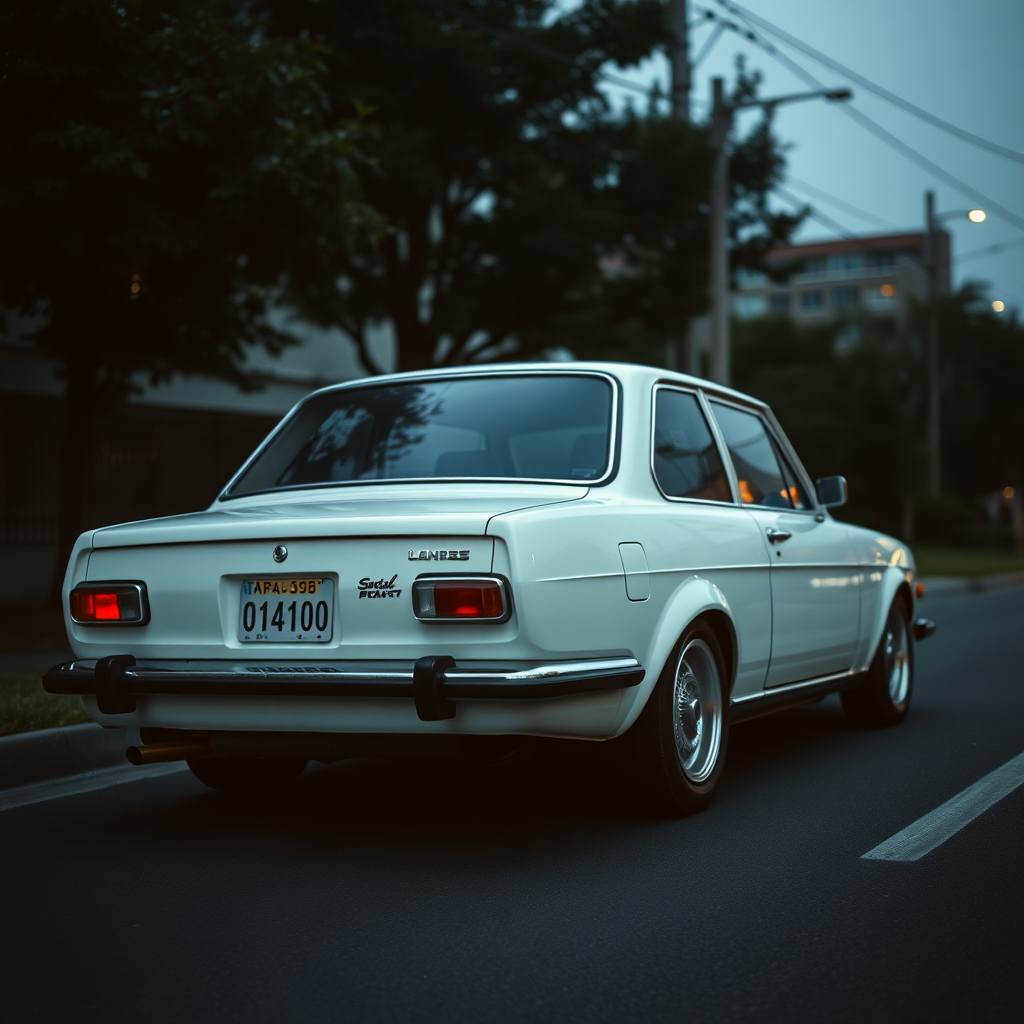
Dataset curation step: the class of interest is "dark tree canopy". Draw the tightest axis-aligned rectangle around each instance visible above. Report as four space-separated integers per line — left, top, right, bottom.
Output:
266 0 800 372
0 0 375 594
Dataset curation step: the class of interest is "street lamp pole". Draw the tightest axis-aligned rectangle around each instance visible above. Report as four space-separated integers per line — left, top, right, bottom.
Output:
925 189 942 495
923 196 984 495
706 81 851 386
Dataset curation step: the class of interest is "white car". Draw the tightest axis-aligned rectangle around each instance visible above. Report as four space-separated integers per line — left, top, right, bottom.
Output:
46 363 934 813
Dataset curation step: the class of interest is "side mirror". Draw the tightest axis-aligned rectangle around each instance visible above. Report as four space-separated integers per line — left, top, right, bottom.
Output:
815 475 848 508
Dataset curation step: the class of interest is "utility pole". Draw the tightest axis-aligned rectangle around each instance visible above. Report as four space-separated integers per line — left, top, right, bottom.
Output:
665 0 691 373
706 83 851 386
669 0 691 123
924 189 942 495
708 77 731 385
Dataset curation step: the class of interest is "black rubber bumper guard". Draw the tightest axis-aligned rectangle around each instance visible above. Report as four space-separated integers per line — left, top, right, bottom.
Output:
44 656 646 723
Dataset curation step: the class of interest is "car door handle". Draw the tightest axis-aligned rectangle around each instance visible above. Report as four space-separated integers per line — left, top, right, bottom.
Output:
766 528 792 544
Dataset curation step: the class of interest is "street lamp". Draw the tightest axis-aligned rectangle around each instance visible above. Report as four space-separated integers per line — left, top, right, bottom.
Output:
924 192 985 495
707 79 851 385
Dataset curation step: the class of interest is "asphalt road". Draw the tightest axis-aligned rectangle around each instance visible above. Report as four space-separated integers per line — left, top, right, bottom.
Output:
3 587 1023 1023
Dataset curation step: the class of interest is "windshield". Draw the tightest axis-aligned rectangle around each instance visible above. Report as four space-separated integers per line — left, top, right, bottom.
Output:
225 374 614 497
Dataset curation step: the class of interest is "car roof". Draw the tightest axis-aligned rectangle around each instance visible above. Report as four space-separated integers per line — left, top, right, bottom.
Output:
303 361 770 413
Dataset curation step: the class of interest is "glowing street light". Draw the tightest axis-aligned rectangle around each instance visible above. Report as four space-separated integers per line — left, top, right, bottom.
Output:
993 300 1005 313
925 193 987 495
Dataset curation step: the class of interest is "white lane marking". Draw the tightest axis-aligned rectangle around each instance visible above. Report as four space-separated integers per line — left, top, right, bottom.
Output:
863 750 1024 862
0 762 189 814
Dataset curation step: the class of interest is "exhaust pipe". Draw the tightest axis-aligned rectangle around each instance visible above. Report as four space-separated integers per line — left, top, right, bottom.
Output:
126 740 212 766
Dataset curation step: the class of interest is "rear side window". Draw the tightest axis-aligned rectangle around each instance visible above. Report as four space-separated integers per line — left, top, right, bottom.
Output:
653 389 731 502
709 402 809 510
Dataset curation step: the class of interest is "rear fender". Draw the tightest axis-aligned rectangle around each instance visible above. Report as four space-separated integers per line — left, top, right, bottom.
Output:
611 575 736 736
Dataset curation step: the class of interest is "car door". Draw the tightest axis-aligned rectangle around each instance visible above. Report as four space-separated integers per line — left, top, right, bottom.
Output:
649 386 773 701
708 400 860 687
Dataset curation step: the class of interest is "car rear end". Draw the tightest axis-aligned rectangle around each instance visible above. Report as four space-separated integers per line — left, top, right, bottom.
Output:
44 369 646 773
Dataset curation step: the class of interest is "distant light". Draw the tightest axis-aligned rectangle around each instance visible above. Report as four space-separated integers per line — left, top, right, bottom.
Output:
1005 486 1016 500
992 300 1005 313
968 209 986 223
880 283 895 297
130 282 140 294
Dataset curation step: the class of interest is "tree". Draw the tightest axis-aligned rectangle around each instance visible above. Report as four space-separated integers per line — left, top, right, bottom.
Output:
940 285 1024 515
0 0 375 597
267 0 800 372
732 314 915 536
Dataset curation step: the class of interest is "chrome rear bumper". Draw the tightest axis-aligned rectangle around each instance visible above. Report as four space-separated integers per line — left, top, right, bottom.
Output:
44 655 645 722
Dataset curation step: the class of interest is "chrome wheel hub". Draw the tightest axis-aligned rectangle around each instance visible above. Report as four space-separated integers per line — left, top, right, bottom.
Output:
671 638 723 783
885 610 910 705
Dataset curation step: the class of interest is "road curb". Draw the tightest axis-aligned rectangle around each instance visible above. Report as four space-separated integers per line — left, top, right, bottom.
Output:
0 723 140 790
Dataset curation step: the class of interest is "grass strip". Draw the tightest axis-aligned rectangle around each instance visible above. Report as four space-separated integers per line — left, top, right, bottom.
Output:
0 672 90 737
912 544 1024 579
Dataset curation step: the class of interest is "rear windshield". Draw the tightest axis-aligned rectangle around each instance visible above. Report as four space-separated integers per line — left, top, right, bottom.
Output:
225 374 614 497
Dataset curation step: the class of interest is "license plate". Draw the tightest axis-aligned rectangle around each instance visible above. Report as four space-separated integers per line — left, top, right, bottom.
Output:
238 578 334 643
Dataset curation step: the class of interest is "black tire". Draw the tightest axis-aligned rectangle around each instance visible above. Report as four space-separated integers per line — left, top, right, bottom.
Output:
631 621 730 816
186 756 308 793
841 596 913 728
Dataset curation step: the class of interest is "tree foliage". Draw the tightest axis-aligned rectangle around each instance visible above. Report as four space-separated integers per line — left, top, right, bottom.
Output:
0 0 375 593
267 0 801 372
732 288 1024 540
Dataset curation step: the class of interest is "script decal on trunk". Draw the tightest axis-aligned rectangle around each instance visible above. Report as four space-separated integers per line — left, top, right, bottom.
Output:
358 575 401 599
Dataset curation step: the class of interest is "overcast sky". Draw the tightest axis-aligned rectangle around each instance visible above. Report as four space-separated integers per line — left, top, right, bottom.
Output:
599 0 1024 313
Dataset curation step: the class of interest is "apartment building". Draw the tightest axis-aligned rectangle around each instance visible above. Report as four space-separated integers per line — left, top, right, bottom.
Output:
731 230 951 332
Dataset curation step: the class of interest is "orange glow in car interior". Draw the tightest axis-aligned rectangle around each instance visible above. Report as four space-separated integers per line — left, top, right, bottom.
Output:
880 283 895 297
738 479 754 504
1005 486 1015 500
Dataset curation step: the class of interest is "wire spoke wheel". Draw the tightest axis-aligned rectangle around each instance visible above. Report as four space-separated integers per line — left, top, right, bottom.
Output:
671 638 723 783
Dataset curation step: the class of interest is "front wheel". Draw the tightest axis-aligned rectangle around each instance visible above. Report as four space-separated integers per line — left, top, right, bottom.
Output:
186 756 308 793
632 621 729 816
841 597 913 728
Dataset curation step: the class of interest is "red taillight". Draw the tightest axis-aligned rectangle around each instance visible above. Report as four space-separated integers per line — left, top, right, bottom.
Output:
94 593 121 620
412 577 510 622
69 583 149 625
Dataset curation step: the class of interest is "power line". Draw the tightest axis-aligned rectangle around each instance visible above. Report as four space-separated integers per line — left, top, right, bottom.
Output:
774 185 858 240
713 0 1024 166
705 2 1024 235
783 174 897 230
958 237 1024 263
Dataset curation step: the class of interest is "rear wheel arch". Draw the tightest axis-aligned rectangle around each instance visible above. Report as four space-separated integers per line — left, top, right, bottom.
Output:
697 609 737 702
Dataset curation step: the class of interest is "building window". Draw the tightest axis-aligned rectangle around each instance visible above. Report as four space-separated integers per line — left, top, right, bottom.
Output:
769 292 792 314
828 253 864 273
800 290 825 315
867 251 896 269
803 257 827 275
734 294 767 320
833 285 860 309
